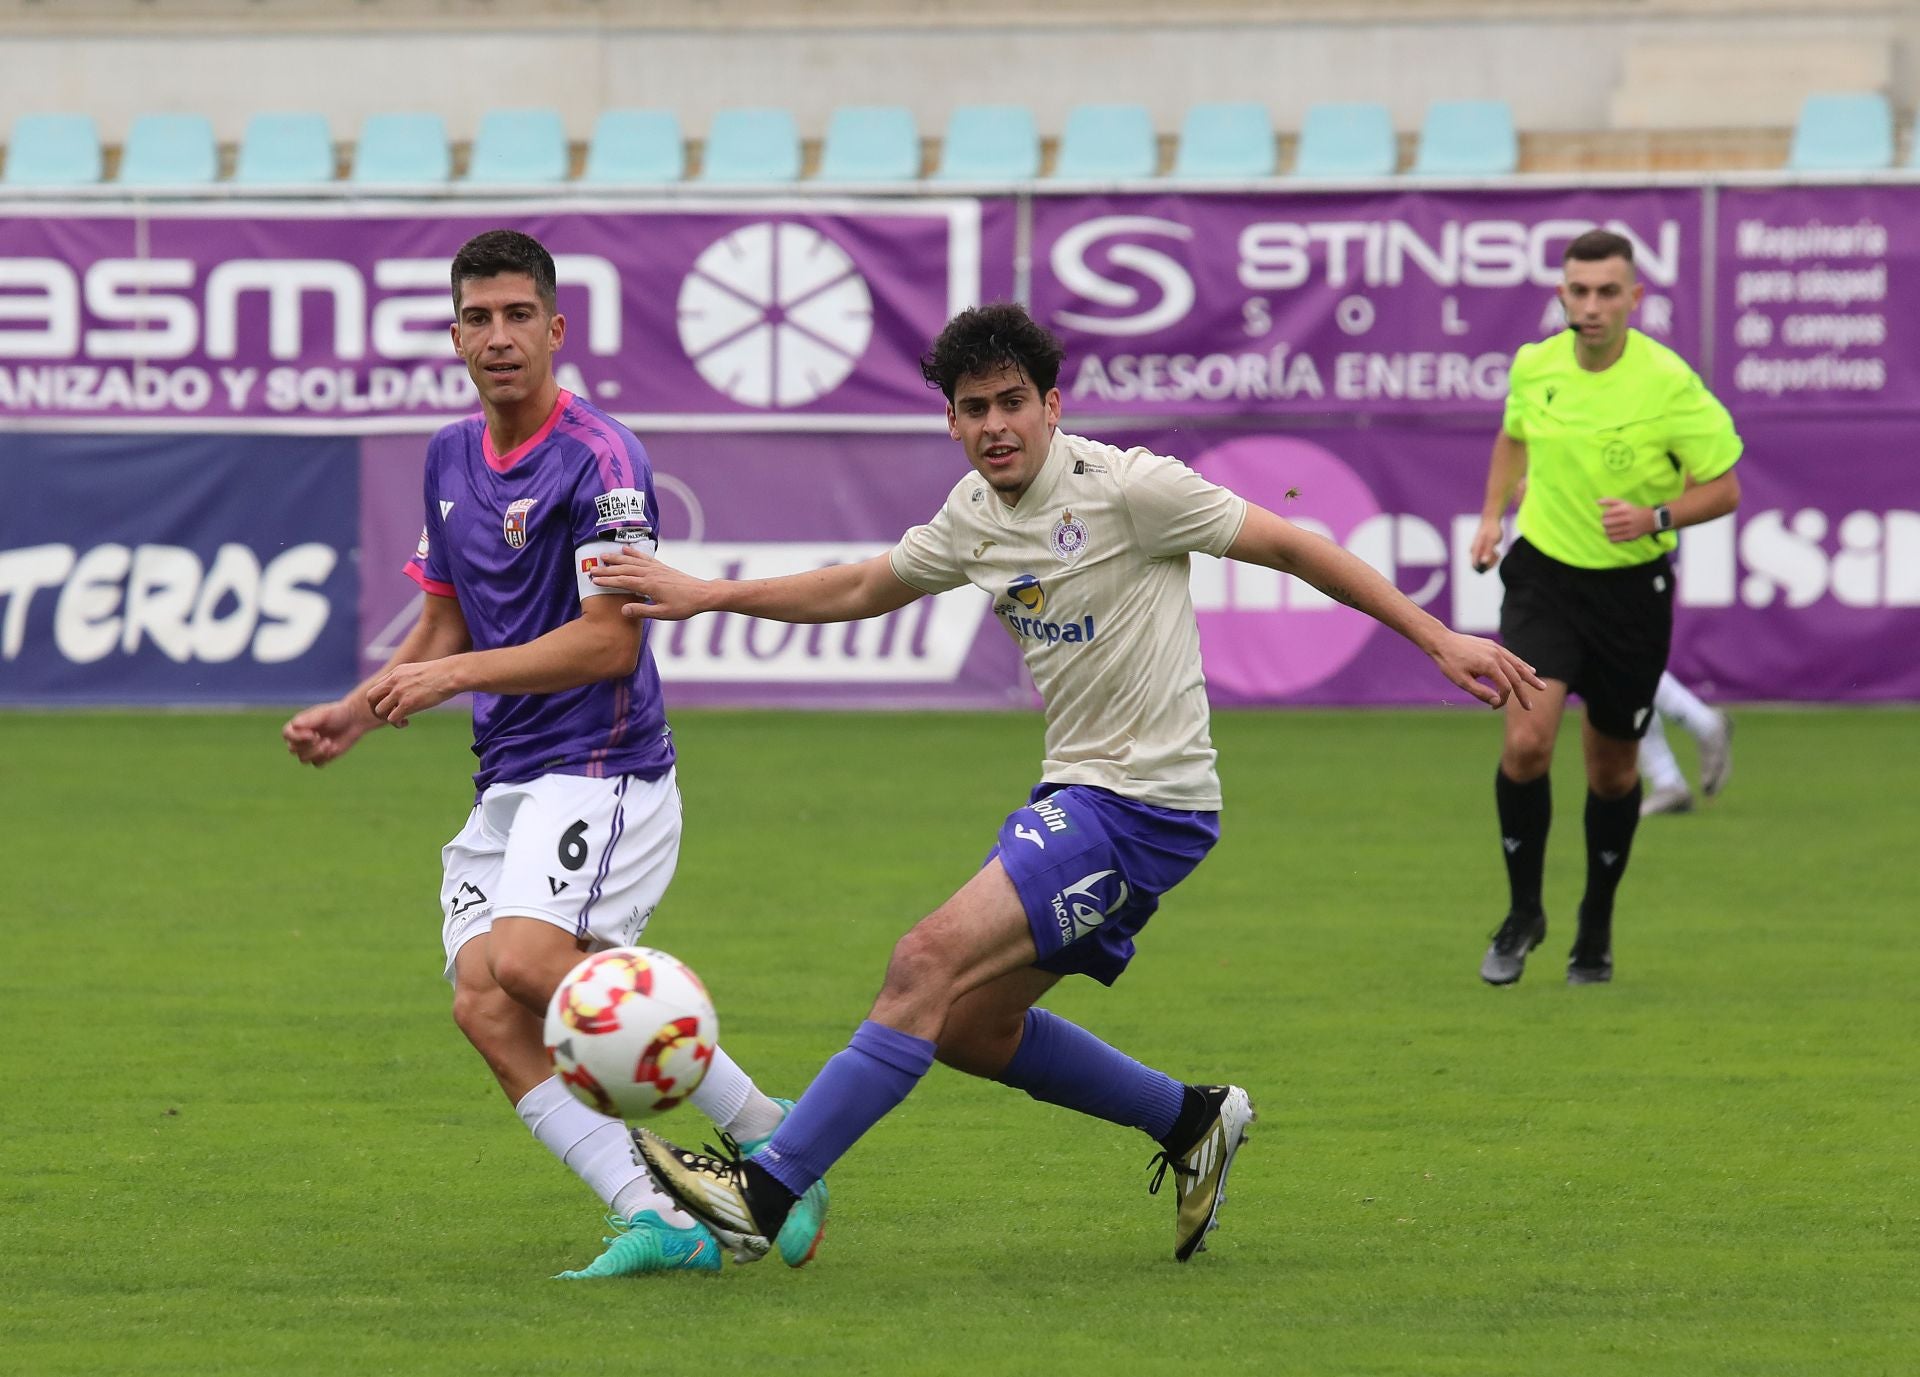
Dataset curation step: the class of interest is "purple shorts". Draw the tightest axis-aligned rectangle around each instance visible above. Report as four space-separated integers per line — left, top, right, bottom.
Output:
987 783 1220 986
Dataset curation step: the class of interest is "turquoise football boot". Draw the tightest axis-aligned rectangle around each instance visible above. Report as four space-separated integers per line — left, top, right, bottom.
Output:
553 1209 722 1279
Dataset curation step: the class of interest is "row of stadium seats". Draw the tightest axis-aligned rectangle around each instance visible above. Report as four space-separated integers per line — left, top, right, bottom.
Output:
5 94 1914 189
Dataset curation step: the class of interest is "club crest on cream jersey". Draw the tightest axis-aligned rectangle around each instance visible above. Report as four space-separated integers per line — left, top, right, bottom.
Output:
1050 508 1090 563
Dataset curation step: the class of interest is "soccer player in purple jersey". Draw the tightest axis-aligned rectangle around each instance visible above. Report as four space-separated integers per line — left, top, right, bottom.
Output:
589 303 1542 1267
282 229 799 1278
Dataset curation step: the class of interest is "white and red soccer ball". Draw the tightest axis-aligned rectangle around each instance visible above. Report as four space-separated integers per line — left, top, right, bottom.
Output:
543 946 718 1120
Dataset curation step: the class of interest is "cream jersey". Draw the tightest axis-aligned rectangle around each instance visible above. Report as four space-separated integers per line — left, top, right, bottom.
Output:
890 430 1248 809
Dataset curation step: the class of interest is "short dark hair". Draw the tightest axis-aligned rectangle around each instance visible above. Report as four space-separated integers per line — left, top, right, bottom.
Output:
1564 228 1635 267
920 302 1065 401
450 229 557 310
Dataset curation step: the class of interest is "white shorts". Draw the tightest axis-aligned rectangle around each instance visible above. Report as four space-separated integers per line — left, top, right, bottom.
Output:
438 769 681 981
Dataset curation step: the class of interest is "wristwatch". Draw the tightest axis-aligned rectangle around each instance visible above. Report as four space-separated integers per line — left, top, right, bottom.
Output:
1653 504 1675 533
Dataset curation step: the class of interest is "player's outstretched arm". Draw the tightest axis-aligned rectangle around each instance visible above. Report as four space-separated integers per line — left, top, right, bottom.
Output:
1226 503 1543 709
283 592 469 764
589 547 924 625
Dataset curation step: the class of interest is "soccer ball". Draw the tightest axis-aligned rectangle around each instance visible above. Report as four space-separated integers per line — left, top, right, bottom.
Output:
543 946 719 1120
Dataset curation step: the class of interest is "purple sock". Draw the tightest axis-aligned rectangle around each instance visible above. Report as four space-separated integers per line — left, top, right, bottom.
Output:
753 1020 935 1197
994 1007 1185 1141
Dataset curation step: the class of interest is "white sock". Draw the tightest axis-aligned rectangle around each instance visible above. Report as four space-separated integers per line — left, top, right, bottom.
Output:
690 1045 786 1143
1654 672 1719 738
515 1076 695 1227
1638 712 1687 791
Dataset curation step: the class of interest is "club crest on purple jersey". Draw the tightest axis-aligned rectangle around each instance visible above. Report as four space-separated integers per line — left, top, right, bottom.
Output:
503 498 539 549
1050 508 1089 563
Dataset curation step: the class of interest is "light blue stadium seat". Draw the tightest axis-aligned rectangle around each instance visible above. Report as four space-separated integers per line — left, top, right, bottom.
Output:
935 104 1039 181
119 114 219 186
1413 99 1517 176
699 108 800 183
1789 92 1894 171
1293 101 1397 178
582 109 684 184
1053 103 1157 180
818 105 920 181
352 113 451 185
467 107 569 184
235 112 335 185
1172 103 1275 179
4 113 103 186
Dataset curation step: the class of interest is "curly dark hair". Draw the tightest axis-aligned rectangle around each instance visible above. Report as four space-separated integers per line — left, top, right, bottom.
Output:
919 302 1065 401
450 229 558 310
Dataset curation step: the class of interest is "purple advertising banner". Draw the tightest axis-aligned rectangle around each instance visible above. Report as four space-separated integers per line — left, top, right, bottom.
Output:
0 433 359 703
1100 421 1920 706
6 186 1913 708
358 427 1033 709
1029 188 1706 418
358 420 1917 711
0 198 1014 426
1713 184 1920 414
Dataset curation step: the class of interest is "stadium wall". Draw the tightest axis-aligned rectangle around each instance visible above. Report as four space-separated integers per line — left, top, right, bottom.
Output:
1 5 1915 144
2 181 1916 708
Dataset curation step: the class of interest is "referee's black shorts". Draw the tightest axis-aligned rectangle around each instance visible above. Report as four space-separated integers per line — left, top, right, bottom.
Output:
1498 537 1674 741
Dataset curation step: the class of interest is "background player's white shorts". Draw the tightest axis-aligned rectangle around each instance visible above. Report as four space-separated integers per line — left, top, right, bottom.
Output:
438 769 681 981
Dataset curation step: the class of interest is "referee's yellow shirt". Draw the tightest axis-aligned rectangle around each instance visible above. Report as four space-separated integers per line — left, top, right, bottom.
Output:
1503 328 1742 569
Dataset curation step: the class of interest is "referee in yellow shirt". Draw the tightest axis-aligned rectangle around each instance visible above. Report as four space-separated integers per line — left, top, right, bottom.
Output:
1471 229 1742 986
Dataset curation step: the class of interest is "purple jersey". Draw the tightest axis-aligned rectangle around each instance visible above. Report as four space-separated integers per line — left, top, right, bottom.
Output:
404 389 675 791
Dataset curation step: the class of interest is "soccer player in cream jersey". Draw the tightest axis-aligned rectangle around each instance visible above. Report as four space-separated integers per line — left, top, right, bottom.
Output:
588 302 1541 1267
1471 229 1742 987
282 230 803 1278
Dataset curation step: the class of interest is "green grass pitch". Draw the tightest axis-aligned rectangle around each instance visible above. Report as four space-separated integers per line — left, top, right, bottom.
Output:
1 707 1914 1376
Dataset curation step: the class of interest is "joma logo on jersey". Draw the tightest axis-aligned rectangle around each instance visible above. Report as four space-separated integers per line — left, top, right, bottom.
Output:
503 498 539 548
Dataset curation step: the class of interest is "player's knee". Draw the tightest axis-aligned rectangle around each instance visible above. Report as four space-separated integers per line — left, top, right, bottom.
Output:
1501 737 1553 780
1592 759 1640 799
879 922 966 1008
880 926 941 994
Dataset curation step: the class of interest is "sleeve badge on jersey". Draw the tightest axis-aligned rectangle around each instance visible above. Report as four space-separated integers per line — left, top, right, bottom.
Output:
594 488 650 530
414 525 431 559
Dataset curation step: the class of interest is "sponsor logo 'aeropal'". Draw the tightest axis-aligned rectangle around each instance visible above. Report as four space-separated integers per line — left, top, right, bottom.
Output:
994 574 1097 646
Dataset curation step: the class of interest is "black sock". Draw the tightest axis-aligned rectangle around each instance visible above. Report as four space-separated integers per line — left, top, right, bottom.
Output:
1158 1085 1212 1155
1495 769 1552 918
742 1158 799 1233
1578 782 1642 947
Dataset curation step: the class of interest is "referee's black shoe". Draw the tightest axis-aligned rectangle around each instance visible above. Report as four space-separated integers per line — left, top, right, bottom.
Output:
1567 908 1614 984
1480 911 1546 985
